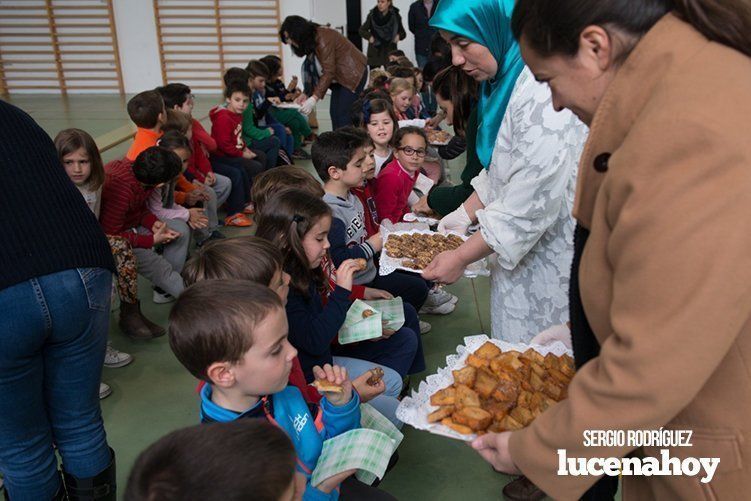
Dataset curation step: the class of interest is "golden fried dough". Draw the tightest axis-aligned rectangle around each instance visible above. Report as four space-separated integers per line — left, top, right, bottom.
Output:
452 366 477 387
474 341 502 360
430 387 456 406
428 405 455 423
453 407 492 431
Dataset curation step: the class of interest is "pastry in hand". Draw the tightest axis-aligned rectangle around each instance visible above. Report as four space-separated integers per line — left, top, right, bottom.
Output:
366 367 384 386
362 309 376 319
354 258 368 271
312 379 343 393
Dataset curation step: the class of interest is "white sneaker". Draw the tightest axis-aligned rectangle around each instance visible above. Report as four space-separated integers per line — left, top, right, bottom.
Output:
104 342 133 368
152 288 175 304
419 321 432 334
425 288 452 307
99 382 112 400
419 300 456 315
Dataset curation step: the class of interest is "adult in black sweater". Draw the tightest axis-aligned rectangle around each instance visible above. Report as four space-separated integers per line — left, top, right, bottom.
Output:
0 100 117 500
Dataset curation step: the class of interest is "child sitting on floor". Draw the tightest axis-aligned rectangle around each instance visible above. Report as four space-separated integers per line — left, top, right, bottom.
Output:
255 190 425 394
247 60 295 161
125 420 297 500
100 147 189 304
182 236 392 414
147 131 209 237
375 126 427 225
126 90 166 161
261 55 314 158
358 98 398 177
157 82 248 228
168 279 365 499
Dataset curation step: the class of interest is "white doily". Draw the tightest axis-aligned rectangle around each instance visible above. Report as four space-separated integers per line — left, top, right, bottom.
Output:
395 334 573 440
379 227 489 278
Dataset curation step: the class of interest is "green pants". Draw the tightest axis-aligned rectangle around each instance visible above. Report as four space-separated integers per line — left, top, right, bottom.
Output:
269 108 312 150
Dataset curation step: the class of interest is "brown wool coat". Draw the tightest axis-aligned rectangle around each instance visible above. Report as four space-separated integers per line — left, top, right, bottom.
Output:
509 14 751 500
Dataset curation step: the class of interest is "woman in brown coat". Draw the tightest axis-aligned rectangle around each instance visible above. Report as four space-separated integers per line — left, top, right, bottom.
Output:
468 1 751 500
280 16 368 130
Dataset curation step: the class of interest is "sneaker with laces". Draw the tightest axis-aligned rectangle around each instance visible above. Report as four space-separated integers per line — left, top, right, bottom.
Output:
99 382 112 400
419 320 432 334
152 287 175 304
419 300 456 315
104 342 133 368
425 288 455 307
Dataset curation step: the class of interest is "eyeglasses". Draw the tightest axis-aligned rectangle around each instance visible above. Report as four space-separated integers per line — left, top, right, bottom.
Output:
397 146 427 157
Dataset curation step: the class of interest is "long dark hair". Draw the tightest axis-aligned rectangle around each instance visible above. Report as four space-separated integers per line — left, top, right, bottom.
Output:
279 16 319 57
432 66 478 138
512 0 751 60
255 189 331 297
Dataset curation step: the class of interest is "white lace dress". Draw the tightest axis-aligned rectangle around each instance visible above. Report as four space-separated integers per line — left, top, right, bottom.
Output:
472 67 587 343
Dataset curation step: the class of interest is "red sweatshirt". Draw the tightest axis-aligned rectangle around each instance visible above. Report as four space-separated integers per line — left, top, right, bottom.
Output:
100 158 158 248
352 181 380 238
374 158 417 224
187 119 216 183
209 105 245 158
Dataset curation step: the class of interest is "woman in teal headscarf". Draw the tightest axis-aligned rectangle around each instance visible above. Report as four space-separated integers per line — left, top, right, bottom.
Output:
423 2 588 496
415 0 524 217
423 0 587 375
430 0 524 169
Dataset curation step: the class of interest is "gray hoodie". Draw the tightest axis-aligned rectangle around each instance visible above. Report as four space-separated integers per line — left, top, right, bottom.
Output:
323 192 378 285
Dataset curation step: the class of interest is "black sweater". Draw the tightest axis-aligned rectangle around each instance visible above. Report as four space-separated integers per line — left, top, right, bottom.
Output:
0 100 115 290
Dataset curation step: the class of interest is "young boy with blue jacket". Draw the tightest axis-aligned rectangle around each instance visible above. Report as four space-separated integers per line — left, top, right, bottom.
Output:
168 279 361 500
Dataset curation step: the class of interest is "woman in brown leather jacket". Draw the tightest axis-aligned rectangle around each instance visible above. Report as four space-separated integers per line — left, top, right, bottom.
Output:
280 16 368 130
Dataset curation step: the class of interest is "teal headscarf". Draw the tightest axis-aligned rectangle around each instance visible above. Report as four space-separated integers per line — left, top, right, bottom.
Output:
430 0 524 168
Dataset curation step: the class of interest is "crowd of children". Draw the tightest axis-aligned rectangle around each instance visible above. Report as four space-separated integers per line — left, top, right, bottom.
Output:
38 49 460 499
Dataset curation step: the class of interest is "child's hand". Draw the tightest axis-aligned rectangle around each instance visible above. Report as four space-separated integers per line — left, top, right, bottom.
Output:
205 172 217 186
312 364 353 406
285 126 292 135
242 148 257 159
188 208 208 229
366 232 383 252
351 370 386 403
153 222 181 245
363 287 393 300
412 195 431 215
268 97 281 105
315 469 357 494
381 321 396 338
268 128 275 136
184 190 203 206
334 259 359 291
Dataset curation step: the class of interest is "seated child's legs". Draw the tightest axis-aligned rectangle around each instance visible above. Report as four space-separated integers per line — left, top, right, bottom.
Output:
210 160 249 214
367 271 429 310
332 356 402 427
131 240 185 298
161 218 190 273
268 123 293 156
106 236 138 304
212 173 232 207
332 323 422 378
195 186 220 241
250 136 279 169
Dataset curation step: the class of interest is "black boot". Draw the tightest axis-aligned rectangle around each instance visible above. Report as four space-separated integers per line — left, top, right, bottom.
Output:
62 449 116 501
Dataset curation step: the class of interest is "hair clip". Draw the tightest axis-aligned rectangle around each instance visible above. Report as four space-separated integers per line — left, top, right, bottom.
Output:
362 100 372 123
292 214 304 223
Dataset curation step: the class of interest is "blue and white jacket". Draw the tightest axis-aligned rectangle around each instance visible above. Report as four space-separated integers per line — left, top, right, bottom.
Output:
200 384 361 500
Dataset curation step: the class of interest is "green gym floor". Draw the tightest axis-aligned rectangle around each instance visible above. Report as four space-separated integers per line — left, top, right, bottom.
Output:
8 93 514 500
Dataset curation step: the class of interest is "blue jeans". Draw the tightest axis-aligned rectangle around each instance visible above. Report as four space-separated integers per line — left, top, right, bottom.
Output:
332 302 425 377
267 123 294 157
0 268 112 500
330 70 368 130
250 134 281 169
211 158 251 215
332 356 403 428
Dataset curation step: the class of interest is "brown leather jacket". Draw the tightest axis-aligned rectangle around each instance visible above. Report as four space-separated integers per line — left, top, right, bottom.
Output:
313 27 367 100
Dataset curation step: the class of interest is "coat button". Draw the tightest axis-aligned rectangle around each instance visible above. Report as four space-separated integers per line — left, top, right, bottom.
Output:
594 153 610 172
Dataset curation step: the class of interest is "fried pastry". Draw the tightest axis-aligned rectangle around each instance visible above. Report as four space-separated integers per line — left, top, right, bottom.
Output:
474 341 503 360
428 405 455 423
452 366 477 387
430 386 456 406
453 407 492 431
441 418 473 435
